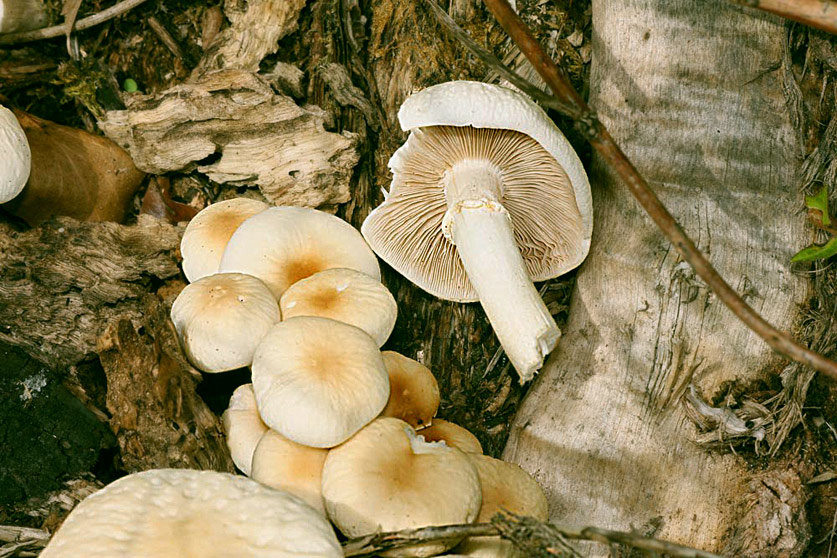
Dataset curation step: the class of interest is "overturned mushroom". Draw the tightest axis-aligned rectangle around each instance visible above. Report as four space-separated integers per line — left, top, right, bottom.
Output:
362 81 592 381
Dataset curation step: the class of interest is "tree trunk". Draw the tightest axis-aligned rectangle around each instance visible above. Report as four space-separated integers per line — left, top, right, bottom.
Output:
504 1 810 555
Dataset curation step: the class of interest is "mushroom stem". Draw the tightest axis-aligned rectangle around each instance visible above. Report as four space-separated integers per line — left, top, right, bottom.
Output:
443 160 560 381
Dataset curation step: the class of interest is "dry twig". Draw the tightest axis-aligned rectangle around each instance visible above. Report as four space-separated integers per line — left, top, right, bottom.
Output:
728 0 837 35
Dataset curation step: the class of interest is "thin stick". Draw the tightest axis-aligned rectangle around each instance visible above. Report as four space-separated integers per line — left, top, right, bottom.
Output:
474 0 837 380
0 0 152 45
728 0 837 35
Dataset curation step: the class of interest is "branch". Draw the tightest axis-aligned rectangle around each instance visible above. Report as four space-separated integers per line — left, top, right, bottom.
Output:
341 512 725 557
453 0 837 381
729 0 837 35
0 0 151 45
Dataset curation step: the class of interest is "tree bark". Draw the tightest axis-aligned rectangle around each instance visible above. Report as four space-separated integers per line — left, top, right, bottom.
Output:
504 1 810 555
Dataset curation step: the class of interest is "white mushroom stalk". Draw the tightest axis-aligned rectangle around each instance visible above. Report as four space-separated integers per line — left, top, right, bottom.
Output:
441 159 560 378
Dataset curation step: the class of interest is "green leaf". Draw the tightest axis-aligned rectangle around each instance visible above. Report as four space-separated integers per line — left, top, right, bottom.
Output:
123 78 138 93
791 237 837 262
805 186 831 227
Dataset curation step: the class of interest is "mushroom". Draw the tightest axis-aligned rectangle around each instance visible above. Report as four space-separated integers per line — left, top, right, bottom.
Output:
221 383 269 475
180 198 269 282
250 429 328 515
321 417 482 557
418 418 483 454
280 268 397 346
0 0 48 33
361 81 592 381
379 351 440 428
170 272 280 372
39 468 343 557
454 455 548 557
220 206 381 299
251 316 390 448
0 105 30 204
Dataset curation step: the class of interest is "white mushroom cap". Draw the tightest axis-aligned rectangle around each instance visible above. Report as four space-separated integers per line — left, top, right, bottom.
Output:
322 417 482 557
170 273 280 372
0 105 30 204
280 268 397 346
251 316 390 448
39 468 342 558
380 351 440 428
180 198 269 282
251 429 328 515
419 418 483 454
221 383 269 475
455 455 548 557
220 206 381 299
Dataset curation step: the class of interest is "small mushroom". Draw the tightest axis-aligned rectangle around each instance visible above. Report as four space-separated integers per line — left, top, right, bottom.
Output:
322 417 482 557
170 272 280 372
251 429 328 515
379 351 440 428
454 455 548 557
280 268 397 347
251 316 390 448
220 206 381 299
221 383 269 475
362 81 593 382
39 469 343 557
180 198 269 282
0 105 30 204
419 418 483 454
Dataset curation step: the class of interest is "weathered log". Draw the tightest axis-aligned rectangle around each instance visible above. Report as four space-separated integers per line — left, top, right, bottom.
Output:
504 1 810 556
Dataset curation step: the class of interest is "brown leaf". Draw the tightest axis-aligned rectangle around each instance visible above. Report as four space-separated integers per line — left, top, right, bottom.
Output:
3 109 145 226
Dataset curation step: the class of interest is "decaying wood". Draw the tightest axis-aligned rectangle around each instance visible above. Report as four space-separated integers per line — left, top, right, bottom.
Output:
97 294 234 473
0 215 181 367
4 109 145 226
504 1 810 555
99 69 359 209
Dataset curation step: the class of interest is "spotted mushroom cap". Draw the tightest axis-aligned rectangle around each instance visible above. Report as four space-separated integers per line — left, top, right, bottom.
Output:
220 206 381 299
221 383 269 475
180 198 269 282
419 418 483 454
280 268 397 347
0 105 30 204
170 272 280 372
39 469 342 558
379 351 440 429
322 417 482 557
361 81 592 302
251 316 390 448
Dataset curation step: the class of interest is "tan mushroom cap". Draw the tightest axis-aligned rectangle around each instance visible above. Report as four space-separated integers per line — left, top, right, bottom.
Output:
180 197 269 282
221 383 269 475
220 206 381 299
455 454 548 557
322 417 482 557
280 268 397 347
380 351 440 428
251 429 328 515
419 418 483 454
251 316 390 448
170 273 280 372
39 469 342 558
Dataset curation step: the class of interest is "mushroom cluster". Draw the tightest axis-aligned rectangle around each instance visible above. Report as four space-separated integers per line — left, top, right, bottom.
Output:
166 198 549 556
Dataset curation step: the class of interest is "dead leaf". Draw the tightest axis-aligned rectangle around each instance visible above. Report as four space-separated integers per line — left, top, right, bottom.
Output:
141 177 199 224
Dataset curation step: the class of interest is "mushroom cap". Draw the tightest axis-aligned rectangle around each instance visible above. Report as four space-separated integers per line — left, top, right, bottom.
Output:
380 351 440 428
280 268 397 347
170 272 280 372
251 316 390 448
251 429 328 515
361 81 592 302
454 454 548 557
0 105 31 204
220 206 381 299
180 198 269 282
221 383 269 475
419 418 483 454
39 469 342 558
322 417 482 557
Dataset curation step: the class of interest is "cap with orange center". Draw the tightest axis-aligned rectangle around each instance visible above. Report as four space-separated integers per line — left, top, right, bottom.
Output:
419 418 483 454
379 351 440 429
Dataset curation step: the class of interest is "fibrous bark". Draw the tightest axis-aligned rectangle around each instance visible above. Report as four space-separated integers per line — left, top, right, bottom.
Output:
504 1 809 555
